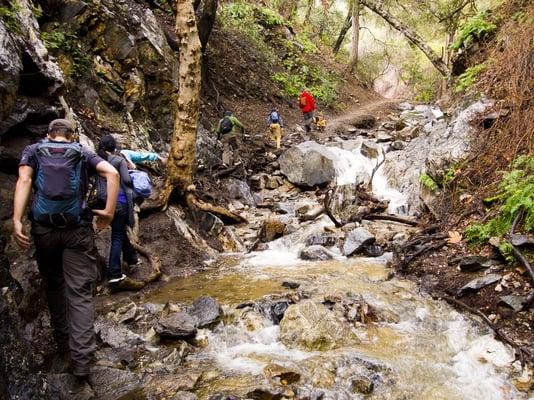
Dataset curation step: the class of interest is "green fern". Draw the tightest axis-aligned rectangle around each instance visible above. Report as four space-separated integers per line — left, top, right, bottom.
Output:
455 64 486 93
451 12 497 50
465 156 534 246
419 173 438 192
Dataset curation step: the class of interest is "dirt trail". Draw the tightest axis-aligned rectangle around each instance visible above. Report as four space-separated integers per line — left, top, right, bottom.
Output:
324 98 397 135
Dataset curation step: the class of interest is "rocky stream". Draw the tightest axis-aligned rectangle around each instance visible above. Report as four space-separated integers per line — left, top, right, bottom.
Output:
35 99 531 400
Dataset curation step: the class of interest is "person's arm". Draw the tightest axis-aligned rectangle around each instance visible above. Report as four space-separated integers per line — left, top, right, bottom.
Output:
280 116 284 128
12 165 33 249
231 116 245 133
216 119 222 139
120 150 136 169
92 161 119 230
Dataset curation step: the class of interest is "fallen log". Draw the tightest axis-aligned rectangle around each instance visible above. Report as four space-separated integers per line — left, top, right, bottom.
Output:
362 213 419 226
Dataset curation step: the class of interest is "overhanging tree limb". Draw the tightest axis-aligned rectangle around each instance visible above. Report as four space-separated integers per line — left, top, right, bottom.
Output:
360 0 450 76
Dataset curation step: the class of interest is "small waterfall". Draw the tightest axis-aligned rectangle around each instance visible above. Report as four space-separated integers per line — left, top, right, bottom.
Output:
328 144 408 214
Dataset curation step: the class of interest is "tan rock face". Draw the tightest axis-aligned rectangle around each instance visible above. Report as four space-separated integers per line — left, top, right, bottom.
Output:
279 300 358 351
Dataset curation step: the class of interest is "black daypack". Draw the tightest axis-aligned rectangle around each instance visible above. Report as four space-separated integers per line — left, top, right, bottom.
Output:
31 140 85 227
220 116 234 134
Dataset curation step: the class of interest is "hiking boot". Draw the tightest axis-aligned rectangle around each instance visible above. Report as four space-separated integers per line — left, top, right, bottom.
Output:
109 276 145 293
72 376 95 400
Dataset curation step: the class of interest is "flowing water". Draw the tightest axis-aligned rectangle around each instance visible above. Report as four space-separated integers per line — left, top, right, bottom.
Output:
145 140 524 399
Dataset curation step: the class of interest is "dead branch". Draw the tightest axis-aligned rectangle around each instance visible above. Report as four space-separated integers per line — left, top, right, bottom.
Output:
398 239 448 270
363 213 419 226
440 294 534 365
509 207 534 291
323 189 342 227
368 148 387 192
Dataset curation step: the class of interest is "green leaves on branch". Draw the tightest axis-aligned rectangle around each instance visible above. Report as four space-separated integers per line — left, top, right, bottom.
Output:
451 12 497 51
454 64 486 93
0 1 22 34
465 156 534 247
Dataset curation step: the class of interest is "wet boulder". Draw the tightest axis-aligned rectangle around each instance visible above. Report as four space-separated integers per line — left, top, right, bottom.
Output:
280 300 357 351
260 219 287 242
457 274 502 296
155 312 197 340
171 392 198 400
279 141 336 187
188 296 222 329
299 245 335 261
360 140 381 159
90 366 142 400
305 232 338 247
342 228 375 256
351 376 374 394
457 256 499 272
264 363 301 385
196 125 221 170
225 179 256 207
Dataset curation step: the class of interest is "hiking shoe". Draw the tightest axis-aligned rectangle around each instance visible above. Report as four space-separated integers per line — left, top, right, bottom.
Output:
109 276 145 293
108 274 126 284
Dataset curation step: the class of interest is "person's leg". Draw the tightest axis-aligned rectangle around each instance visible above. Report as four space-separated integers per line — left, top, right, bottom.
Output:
61 225 98 377
33 225 69 354
108 204 127 280
274 124 282 149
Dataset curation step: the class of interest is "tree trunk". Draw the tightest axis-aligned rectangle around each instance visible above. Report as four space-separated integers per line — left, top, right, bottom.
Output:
360 0 450 76
161 0 202 204
332 1 352 55
347 0 360 73
197 0 218 51
304 0 314 23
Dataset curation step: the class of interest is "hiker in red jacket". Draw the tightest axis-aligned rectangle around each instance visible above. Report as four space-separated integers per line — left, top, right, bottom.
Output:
298 89 316 133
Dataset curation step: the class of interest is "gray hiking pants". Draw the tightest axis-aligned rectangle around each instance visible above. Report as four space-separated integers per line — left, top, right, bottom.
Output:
32 223 97 376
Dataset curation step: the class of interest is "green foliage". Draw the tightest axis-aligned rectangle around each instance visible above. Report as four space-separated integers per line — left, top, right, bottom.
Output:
254 6 284 27
294 31 318 54
455 64 486 92
0 1 22 34
272 68 339 105
465 156 534 246
419 173 438 192
451 12 497 50
41 26 91 78
402 58 440 102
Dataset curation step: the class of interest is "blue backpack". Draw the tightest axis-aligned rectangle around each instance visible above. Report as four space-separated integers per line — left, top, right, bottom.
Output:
269 111 280 123
129 170 152 199
32 141 84 227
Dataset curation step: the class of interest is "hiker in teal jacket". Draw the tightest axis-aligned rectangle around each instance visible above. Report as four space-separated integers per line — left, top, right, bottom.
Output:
120 149 166 169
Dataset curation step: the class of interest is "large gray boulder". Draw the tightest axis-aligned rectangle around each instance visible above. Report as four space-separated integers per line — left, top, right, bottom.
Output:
279 141 336 187
156 312 197 340
188 296 222 329
299 245 335 261
342 227 375 256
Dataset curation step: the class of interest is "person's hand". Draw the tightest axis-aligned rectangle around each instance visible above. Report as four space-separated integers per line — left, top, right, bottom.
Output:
13 220 31 249
93 209 114 231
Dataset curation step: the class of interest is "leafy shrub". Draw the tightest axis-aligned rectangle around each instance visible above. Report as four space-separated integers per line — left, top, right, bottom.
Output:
455 64 486 92
419 173 438 192
255 7 284 27
451 12 497 50
41 26 91 77
272 69 338 105
0 1 22 33
465 156 534 244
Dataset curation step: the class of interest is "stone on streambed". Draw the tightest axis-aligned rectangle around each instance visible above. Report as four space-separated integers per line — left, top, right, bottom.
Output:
260 218 287 242
90 366 143 400
299 245 336 261
188 296 222 329
351 376 374 394
264 363 301 385
171 392 198 400
279 141 336 187
360 140 381 159
305 232 339 247
156 312 197 340
342 228 375 256
280 300 357 351
282 281 300 289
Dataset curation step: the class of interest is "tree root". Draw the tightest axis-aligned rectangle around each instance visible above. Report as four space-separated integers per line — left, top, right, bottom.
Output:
129 240 162 285
397 239 448 271
439 294 534 365
185 186 247 225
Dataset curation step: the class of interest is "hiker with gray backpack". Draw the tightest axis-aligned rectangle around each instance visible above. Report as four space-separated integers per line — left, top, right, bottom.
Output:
95 135 151 292
13 119 120 381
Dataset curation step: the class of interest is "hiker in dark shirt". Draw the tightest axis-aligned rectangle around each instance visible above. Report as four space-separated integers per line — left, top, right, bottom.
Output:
96 135 145 292
13 119 119 380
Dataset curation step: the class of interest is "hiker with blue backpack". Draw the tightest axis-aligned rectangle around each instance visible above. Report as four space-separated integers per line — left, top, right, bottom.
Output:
96 135 148 292
267 109 284 149
13 119 120 380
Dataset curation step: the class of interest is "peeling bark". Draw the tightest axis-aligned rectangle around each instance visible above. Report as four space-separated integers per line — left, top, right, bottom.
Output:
347 0 360 73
